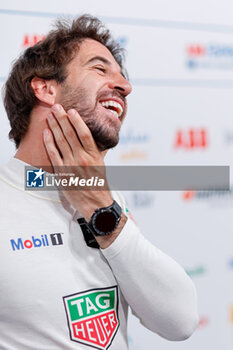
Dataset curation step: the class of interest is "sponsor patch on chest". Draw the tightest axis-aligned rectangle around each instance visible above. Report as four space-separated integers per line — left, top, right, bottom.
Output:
63 286 119 350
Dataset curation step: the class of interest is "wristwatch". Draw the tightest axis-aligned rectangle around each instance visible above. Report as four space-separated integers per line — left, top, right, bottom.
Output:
87 200 122 236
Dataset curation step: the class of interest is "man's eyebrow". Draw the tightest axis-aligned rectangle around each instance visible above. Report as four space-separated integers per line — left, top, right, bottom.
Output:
85 55 126 78
84 56 111 66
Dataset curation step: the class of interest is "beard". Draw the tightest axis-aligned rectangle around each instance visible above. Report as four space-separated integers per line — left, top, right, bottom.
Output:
59 83 124 151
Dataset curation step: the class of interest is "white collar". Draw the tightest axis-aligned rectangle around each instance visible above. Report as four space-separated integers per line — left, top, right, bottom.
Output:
0 157 67 203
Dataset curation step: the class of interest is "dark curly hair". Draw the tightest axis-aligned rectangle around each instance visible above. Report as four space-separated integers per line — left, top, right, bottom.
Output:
3 15 125 148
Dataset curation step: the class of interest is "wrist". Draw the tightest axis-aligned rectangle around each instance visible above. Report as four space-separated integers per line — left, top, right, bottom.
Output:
74 194 113 222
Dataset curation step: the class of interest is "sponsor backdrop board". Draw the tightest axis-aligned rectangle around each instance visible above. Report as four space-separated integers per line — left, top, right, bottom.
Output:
1 1 233 349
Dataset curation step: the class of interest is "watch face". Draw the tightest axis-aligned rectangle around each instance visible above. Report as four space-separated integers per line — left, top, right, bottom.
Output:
93 210 118 234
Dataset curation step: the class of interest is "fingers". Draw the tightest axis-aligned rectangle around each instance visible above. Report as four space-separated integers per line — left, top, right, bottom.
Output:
50 104 82 153
66 108 98 154
43 128 63 166
47 113 74 161
45 104 100 166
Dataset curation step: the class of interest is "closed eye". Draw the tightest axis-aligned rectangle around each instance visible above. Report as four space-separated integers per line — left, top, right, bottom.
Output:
94 65 106 73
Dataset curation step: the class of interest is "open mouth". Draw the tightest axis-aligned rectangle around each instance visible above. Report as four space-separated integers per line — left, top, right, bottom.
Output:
99 100 123 119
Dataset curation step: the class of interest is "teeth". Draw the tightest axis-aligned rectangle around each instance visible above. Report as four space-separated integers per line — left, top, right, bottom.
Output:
109 110 119 118
100 100 123 117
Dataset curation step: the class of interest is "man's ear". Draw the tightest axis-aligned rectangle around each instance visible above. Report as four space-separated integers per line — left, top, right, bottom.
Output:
31 77 58 106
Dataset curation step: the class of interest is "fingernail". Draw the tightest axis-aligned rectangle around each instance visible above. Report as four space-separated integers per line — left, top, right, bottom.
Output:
68 109 76 117
52 104 60 112
48 113 53 120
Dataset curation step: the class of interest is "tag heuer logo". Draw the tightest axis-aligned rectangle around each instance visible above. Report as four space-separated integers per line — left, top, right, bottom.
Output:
63 286 119 350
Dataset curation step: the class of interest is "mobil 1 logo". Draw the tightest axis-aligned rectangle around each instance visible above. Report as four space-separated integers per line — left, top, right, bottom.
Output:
10 233 64 251
63 286 119 350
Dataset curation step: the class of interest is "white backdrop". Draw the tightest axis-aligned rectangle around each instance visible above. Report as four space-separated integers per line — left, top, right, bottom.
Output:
1 1 233 349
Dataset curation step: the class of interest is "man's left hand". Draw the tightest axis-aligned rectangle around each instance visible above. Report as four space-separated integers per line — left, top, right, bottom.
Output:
43 103 113 222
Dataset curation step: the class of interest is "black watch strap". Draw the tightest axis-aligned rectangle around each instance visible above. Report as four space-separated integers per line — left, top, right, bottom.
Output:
77 218 99 249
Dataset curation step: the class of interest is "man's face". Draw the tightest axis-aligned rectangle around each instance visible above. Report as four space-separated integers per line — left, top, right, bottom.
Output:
57 39 132 151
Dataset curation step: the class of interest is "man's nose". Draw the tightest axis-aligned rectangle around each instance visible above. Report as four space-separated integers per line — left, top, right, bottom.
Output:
108 72 132 97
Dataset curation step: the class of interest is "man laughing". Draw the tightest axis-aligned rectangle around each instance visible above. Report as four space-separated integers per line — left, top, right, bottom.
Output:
0 15 198 349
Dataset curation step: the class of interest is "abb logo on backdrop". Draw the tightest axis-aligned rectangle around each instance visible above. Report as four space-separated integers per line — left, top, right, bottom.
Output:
22 34 45 48
182 191 196 201
22 34 126 49
187 45 206 56
198 316 209 328
174 128 208 149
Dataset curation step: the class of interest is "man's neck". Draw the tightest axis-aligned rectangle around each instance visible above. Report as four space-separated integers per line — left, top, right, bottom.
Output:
15 146 52 168
14 110 52 168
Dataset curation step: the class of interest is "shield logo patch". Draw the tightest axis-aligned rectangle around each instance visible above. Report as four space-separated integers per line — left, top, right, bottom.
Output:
63 286 119 350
